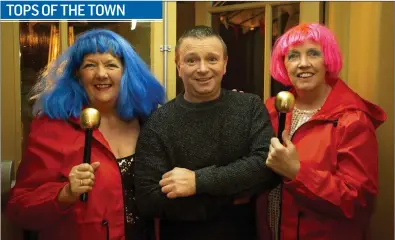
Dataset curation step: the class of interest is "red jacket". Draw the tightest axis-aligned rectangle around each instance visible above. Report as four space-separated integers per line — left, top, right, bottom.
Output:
257 80 387 240
6 116 126 240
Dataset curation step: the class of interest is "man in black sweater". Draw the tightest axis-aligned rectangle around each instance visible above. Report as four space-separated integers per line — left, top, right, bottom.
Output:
134 26 278 240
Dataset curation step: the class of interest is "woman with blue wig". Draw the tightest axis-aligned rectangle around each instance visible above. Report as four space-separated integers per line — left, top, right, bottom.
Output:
6 29 165 240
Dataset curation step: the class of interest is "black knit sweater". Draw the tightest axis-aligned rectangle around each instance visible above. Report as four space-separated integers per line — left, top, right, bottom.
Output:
135 89 278 221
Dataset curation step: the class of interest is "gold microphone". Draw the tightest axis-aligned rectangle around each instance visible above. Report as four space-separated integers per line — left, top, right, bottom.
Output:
79 108 101 202
274 91 295 143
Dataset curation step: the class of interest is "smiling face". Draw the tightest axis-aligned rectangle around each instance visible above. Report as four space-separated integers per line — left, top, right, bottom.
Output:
177 36 228 103
284 40 326 92
78 53 124 109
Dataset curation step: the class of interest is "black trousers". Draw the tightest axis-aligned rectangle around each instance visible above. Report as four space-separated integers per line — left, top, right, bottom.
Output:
160 202 257 240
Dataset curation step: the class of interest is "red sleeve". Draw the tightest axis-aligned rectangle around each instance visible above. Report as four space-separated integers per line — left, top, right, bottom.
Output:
6 117 76 230
284 111 378 218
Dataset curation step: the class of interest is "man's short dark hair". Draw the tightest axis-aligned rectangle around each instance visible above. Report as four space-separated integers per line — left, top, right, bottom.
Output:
175 25 228 62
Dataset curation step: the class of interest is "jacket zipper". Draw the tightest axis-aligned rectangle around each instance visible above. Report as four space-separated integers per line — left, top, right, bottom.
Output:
93 140 122 240
296 212 302 240
89 139 124 240
284 118 338 240
102 220 109 240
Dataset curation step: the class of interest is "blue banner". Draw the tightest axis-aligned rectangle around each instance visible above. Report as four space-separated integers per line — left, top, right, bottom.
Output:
0 1 163 21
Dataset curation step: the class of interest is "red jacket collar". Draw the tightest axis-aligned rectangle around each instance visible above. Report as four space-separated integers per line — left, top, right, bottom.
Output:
266 79 387 129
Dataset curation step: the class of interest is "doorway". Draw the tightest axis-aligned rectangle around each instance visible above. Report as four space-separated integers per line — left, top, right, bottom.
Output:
211 2 301 99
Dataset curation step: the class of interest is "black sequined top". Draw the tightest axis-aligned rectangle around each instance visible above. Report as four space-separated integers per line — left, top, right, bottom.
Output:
116 155 154 240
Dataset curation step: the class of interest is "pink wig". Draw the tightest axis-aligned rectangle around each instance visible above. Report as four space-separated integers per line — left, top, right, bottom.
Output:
270 23 342 86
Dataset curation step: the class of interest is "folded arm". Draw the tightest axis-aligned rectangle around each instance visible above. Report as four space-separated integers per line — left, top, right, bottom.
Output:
134 127 232 221
194 96 279 197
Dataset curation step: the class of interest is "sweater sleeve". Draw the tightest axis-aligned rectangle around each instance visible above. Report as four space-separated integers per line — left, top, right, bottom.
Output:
134 126 232 220
194 96 279 196
6 118 74 231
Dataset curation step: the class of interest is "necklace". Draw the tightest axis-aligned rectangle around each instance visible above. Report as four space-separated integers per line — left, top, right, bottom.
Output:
290 107 321 137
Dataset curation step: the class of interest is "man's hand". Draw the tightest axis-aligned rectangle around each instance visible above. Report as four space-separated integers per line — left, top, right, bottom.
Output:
159 167 196 199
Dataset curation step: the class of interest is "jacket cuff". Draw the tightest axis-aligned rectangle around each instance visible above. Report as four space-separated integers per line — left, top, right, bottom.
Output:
52 182 76 213
283 161 312 194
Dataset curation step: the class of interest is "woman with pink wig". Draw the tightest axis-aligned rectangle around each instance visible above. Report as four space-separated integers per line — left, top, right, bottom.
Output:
257 23 387 240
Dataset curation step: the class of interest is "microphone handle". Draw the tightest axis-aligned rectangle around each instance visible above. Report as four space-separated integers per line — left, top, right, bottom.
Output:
80 129 93 202
277 113 286 144
275 111 287 240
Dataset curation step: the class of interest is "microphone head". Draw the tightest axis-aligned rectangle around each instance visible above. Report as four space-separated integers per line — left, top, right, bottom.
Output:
80 108 101 129
275 91 295 113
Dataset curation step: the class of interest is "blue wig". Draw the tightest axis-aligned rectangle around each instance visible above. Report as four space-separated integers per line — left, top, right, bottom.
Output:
32 28 165 121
